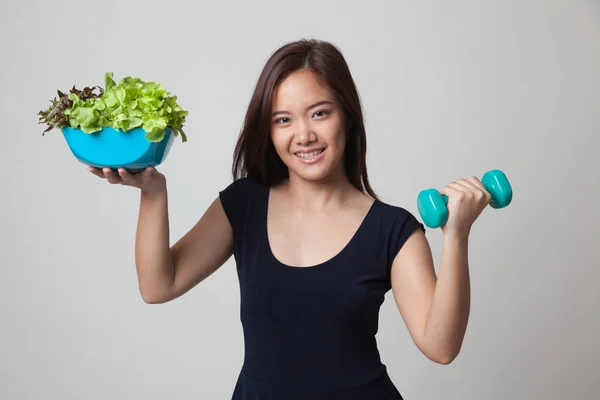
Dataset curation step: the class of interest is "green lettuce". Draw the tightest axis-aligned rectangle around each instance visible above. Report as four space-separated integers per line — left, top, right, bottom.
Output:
38 72 189 142
38 85 105 134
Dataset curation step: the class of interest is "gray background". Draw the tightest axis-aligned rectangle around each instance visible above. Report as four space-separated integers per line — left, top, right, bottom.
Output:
1 0 599 399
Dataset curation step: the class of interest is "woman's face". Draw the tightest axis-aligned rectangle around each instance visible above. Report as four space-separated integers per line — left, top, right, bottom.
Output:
270 69 347 183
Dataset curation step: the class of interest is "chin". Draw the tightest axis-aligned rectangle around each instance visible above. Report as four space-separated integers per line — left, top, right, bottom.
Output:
290 169 331 182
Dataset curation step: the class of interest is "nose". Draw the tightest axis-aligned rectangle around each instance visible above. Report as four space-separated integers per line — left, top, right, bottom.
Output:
295 120 316 145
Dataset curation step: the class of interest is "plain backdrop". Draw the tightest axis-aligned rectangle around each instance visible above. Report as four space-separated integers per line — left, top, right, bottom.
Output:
1 0 599 399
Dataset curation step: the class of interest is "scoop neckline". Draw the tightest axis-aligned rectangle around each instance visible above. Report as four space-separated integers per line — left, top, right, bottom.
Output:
263 185 379 271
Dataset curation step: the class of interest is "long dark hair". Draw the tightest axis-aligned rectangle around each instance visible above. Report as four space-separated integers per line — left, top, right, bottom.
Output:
232 38 377 199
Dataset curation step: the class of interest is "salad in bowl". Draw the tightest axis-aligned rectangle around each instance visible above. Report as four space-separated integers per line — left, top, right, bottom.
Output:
38 72 189 171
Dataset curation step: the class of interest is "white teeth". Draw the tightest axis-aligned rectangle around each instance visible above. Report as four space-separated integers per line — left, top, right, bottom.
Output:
296 149 323 159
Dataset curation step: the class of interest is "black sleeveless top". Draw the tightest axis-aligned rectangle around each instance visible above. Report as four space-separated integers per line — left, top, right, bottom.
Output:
219 178 425 400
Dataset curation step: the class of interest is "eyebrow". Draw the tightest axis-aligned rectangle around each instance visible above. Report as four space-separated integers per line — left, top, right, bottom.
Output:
272 100 334 117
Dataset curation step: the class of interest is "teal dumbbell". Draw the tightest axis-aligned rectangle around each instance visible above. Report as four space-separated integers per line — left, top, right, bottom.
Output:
417 169 513 229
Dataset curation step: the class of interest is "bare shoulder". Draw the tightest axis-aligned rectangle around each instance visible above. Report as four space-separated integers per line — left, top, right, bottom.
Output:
392 227 432 271
381 198 433 273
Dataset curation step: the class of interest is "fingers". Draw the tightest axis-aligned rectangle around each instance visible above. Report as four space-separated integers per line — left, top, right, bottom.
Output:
440 176 491 203
117 168 138 185
464 176 492 202
142 166 156 177
88 167 105 178
87 167 128 185
102 168 122 184
87 165 159 189
439 184 461 198
454 178 478 191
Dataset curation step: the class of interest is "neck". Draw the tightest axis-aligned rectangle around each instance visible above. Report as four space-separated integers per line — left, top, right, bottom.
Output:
282 169 356 212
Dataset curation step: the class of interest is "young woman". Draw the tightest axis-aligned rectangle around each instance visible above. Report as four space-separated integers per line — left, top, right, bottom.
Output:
90 39 491 399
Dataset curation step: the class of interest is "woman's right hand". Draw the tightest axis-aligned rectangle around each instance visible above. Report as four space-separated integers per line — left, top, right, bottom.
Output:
88 166 167 195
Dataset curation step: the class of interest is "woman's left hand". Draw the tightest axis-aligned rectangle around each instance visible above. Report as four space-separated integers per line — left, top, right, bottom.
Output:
439 176 492 238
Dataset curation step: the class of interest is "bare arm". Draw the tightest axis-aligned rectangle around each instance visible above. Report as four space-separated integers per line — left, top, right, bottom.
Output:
389 176 491 364
390 230 470 365
135 189 233 304
90 167 234 305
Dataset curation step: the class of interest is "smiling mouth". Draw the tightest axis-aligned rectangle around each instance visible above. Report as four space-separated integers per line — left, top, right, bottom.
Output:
295 148 325 160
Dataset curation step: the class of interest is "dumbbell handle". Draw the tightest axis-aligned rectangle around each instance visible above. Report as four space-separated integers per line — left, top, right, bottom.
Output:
417 169 512 229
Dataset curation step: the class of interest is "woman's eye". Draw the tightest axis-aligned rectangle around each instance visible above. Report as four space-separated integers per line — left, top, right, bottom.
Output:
313 110 330 118
274 111 330 124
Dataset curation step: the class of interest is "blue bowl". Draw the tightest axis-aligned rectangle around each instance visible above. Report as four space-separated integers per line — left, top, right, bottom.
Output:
61 126 175 171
